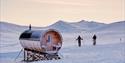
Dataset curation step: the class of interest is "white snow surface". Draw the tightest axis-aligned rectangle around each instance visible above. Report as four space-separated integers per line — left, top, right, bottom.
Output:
0 21 125 63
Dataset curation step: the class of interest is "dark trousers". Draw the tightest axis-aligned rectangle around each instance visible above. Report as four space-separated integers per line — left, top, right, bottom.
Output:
78 41 81 47
93 39 96 45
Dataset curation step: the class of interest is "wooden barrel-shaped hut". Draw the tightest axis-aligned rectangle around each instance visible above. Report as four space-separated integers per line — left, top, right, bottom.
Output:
19 29 62 54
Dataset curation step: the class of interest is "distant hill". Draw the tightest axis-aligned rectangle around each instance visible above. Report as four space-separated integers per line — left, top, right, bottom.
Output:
0 20 125 33
0 21 26 33
47 20 84 32
70 20 107 31
0 21 43 33
93 21 125 32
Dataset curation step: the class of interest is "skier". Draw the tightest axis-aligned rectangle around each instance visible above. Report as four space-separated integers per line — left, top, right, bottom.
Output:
76 35 83 47
93 34 97 46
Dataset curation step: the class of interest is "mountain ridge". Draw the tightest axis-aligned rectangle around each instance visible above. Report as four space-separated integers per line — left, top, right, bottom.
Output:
0 20 125 32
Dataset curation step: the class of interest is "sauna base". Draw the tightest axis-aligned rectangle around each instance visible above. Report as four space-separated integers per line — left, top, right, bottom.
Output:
23 48 61 62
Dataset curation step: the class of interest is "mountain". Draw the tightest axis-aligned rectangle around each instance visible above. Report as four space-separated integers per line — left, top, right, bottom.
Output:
0 22 26 33
70 20 107 31
93 21 125 32
0 21 43 33
0 20 125 33
47 20 84 32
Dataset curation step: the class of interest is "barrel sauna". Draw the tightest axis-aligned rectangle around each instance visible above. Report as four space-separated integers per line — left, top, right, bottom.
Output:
19 29 62 53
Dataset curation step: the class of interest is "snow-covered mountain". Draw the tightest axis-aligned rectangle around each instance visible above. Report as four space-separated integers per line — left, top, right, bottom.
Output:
47 20 125 32
70 20 106 31
0 22 25 33
0 20 125 33
94 21 125 32
47 20 84 32
0 21 43 33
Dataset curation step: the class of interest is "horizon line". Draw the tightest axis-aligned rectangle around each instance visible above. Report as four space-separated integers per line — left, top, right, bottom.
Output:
1 20 125 27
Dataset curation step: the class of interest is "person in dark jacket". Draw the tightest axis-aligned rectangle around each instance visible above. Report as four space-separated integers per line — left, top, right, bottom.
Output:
76 35 83 47
29 24 31 30
93 34 97 46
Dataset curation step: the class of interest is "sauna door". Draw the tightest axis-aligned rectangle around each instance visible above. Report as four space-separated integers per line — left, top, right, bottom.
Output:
47 35 52 43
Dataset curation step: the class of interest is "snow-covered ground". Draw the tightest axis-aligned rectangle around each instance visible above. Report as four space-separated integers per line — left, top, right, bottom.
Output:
0 21 125 63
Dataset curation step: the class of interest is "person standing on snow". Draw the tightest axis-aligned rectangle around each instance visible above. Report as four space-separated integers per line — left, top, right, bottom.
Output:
93 34 97 46
76 35 83 47
29 24 31 30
